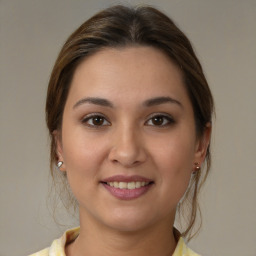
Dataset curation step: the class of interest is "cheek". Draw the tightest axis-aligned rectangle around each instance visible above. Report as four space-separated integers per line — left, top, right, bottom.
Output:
61 126 108 178
152 131 196 172
150 132 195 198
61 132 109 203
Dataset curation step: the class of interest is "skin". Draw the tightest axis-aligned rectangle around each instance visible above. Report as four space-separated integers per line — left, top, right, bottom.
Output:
55 46 211 256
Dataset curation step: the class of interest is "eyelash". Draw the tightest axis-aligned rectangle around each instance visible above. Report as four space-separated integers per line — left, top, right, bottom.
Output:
145 113 175 127
81 113 175 128
81 113 110 128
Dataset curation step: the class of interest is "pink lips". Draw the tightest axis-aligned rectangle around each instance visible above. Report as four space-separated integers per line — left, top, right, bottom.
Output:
101 175 154 200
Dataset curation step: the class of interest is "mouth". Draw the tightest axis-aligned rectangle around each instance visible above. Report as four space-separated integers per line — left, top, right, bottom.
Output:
101 175 154 200
103 181 152 189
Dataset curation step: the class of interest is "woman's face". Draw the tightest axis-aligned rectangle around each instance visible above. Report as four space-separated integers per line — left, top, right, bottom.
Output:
56 46 209 232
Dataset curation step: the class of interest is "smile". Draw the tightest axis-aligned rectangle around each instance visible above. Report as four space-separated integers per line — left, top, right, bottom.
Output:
106 181 150 189
101 175 154 200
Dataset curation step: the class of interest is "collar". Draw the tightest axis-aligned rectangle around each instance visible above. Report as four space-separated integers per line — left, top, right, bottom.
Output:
48 227 200 256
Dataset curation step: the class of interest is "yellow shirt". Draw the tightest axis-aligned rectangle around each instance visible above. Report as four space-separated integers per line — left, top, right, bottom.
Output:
29 227 200 256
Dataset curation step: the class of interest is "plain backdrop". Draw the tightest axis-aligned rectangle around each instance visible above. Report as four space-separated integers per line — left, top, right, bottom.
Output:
0 1 255 256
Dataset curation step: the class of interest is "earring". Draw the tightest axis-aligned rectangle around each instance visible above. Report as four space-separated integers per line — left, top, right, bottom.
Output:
57 161 63 168
193 162 201 173
192 163 201 174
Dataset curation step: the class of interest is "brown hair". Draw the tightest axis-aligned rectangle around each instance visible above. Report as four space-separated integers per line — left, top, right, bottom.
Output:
46 5 214 240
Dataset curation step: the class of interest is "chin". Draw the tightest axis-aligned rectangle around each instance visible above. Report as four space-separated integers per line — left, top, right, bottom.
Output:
102 208 158 233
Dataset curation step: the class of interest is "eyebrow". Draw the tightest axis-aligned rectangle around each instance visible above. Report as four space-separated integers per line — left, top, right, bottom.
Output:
73 96 182 109
73 97 114 109
143 96 183 108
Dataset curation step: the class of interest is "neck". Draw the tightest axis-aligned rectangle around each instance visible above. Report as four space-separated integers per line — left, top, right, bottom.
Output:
66 208 177 256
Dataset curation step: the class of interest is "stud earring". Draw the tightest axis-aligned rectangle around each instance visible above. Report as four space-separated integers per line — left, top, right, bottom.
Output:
194 162 201 172
57 161 63 168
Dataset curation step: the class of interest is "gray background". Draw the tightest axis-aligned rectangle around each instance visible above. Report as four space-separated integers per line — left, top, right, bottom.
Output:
0 0 256 256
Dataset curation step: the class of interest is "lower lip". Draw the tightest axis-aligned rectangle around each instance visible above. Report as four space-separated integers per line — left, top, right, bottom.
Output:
102 183 153 200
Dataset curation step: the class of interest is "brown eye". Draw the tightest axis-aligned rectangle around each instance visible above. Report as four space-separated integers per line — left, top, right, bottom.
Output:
92 116 104 125
152 116 164 125
82 114 110 127
146 114 174 126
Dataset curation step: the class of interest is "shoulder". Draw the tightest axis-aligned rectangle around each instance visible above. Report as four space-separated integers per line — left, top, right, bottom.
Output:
185 246 201 256
173 237 201 256
28 227 80 256
28 247 49 256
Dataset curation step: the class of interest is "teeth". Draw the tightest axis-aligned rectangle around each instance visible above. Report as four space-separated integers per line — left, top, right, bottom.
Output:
119 182 127 189
107 181 150 189
135 181 141 188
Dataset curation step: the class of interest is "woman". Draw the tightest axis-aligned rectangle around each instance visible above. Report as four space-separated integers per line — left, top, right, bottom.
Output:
30 4 213 256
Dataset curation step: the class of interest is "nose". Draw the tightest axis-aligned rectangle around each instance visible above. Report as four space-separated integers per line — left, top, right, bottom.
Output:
108 124 147 167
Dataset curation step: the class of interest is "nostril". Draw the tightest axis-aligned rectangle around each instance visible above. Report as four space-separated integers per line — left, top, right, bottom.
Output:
108 139 147 167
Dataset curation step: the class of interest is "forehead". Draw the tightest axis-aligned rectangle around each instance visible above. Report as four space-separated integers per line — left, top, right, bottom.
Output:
67 46 189 106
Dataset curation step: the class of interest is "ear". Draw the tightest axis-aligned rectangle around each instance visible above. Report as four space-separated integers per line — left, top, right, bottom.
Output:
53 130 66 172
193 122 212 166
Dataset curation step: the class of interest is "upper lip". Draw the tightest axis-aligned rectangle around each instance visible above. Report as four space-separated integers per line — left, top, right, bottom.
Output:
101 175 153 183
